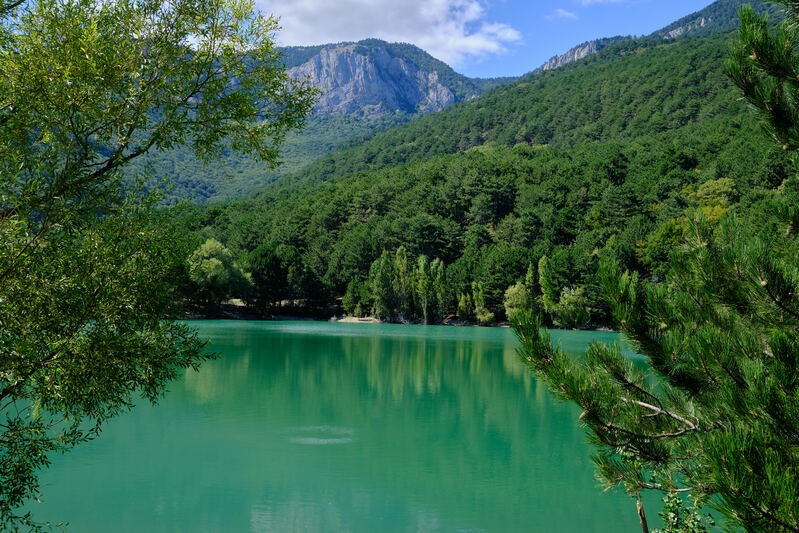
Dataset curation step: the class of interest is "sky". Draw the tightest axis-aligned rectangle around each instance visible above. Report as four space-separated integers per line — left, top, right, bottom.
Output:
257 0 718 78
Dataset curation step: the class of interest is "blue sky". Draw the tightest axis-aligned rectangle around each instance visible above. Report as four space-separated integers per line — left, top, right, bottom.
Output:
259 0 718 78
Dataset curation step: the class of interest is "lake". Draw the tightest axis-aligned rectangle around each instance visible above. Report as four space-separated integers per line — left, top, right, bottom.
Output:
34 320 644 531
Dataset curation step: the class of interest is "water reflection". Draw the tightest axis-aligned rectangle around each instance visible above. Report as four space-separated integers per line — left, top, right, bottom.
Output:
35 321 640 532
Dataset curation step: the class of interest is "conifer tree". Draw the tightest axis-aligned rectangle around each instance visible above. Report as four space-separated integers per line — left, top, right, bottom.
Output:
515 2 799 530
727 1 799 151
472 281 495 324
517 200 799 531
538 255 558 320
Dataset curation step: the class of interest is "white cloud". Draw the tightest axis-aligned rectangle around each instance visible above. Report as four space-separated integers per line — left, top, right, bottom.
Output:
257 0 522 67
577 0 627 5
547 8 578 20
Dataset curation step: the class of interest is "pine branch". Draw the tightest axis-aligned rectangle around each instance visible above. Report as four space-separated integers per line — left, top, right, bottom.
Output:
731 488 799 533
759 275 799 320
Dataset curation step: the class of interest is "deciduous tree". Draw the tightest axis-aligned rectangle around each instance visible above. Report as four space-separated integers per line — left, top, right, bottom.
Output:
187 238 251 314
0 0 314 526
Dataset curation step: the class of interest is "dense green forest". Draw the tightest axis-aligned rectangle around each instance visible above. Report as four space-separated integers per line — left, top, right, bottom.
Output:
132 1 777 205
140 32 734 203
177 30 794 327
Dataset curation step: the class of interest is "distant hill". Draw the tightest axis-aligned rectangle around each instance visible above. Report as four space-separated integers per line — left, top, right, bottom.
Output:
651 0 777 39
538 0 775 73
137 39 514 204
130 113 407 204
282 35 751 185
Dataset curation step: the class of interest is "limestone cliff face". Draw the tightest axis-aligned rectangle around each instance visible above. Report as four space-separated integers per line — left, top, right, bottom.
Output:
538 37 628 73
660 17 709 39
286 41 482 117
541 41 600 71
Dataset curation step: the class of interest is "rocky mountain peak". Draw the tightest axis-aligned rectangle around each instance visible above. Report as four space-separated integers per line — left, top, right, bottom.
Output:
285 40 484 117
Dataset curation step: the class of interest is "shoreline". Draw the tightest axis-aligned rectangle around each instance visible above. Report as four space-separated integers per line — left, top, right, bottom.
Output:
179 300 614 332
182 304 615 332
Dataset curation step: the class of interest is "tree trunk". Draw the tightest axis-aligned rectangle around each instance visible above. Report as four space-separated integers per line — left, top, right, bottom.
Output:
637 497 650 533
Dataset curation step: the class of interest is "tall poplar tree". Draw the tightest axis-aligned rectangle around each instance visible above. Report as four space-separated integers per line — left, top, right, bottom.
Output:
369 251 395 320
414 255 432 324
0 0 315 527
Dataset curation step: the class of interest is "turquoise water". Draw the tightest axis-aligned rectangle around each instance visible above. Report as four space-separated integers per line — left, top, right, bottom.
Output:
33 321 642 531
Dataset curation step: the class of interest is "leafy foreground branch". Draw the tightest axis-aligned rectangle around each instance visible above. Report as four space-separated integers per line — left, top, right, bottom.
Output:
0 0 315 528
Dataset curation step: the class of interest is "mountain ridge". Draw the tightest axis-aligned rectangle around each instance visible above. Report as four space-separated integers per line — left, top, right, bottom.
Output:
283 39 511 117
537 0 775 73
652 0 777 39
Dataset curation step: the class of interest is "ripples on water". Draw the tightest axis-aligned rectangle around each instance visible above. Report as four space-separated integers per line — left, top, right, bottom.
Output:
287 426 356 445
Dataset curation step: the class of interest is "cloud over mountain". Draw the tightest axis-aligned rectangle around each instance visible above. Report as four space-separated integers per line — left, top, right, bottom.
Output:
258 0 521 67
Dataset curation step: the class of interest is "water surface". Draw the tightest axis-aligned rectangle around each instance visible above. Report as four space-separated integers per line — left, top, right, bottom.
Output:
35 321 642 531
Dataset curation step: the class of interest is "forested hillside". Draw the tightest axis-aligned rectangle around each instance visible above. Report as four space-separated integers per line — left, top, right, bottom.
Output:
276 34 772 187
132 39 514 204
180 31 793 325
